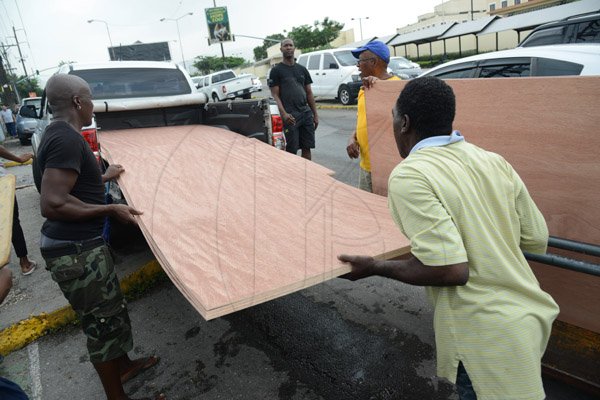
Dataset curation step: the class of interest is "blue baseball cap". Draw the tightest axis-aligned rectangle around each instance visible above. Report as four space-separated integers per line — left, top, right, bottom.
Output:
351 40 390 64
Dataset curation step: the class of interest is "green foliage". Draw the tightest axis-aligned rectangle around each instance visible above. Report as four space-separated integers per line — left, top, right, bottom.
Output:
15 75 42 98
0 74 43 102
253 34 285 62
251 18 344 61
289 17 344 51
413 50 482 68
192 56 246 74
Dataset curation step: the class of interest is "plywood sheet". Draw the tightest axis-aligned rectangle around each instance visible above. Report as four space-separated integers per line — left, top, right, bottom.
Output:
365 76 600 332
100 126 410 320
0 174 16 267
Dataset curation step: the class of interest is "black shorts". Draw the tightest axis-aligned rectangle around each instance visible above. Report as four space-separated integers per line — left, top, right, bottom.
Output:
284 109 315 154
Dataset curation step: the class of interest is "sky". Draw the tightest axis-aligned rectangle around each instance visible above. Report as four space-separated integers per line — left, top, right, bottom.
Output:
0 0 442 82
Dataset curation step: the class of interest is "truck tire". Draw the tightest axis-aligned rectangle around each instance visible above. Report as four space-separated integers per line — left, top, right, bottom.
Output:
212 93 220 102
32 156 41 193
338 85 355 106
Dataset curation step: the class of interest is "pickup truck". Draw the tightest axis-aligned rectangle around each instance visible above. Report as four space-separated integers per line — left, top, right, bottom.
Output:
194 69 255 102
25 61 285 194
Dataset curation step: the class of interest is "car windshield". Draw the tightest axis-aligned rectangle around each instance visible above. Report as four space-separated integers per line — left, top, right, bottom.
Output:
389 58 412 69
70 67 192 99
23 98 41 112
334 50 358 66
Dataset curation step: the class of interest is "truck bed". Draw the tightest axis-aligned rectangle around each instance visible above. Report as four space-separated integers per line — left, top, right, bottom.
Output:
94 99 271 144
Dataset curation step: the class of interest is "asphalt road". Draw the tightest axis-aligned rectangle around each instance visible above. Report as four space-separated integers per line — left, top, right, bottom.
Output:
1 109 594 400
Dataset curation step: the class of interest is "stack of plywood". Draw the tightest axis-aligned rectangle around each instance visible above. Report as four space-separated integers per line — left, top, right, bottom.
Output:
364 77 600 389
0 174 15 267
101 126 410 320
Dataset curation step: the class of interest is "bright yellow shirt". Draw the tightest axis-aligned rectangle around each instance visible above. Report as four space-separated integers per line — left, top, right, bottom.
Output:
388 140 559 399
356 76 401 172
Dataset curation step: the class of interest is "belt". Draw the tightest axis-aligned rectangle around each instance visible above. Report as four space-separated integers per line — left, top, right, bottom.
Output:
40 237 105 259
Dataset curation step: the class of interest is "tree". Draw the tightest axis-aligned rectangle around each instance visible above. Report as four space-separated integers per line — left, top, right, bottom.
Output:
251 18 343 61
16 76 42 98
192 56 246 74
289 17 344 51
253 34 285 62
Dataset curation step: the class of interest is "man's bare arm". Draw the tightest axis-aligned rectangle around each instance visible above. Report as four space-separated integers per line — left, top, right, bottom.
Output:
0 145 33 164
305 84 319 129
270 85 295 125
338 254 469 287
41 168 142 224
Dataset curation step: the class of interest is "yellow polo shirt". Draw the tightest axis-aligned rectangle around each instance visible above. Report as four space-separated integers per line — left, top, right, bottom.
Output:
356 76 401 172
388 140 559 399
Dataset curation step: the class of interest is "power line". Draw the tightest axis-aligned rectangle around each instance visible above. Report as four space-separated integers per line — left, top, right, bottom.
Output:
13 0 36 71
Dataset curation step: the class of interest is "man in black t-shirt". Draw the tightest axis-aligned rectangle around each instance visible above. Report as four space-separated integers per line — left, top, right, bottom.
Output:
38 74 165 400
269 38 319 160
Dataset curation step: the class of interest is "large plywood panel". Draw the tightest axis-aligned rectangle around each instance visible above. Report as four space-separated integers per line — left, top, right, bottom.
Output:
365 77 600 332
0 174 15 267
101 126 410 320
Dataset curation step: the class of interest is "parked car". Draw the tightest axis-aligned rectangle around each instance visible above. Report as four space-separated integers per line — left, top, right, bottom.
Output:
518 12 600 48
16 97 41 145
296 49 360 105
420 44 600 79
191 75 204 89
251 76 262 92
197 69 255 102
389 56 422 79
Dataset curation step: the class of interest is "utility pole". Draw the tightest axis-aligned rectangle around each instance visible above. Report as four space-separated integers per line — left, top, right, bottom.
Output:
0 42 20 104
351 17 369 41
471 0 474 21
212 0 226 68
12 27 28 78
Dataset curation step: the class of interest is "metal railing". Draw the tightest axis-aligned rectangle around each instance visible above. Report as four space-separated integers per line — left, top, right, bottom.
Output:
524 236 600 277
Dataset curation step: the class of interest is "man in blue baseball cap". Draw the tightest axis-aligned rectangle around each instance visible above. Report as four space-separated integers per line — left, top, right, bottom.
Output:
351 40 391 64
346 40 398 192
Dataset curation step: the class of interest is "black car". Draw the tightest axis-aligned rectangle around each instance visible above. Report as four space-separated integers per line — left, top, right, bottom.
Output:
519 12 600 47
338 79 362 106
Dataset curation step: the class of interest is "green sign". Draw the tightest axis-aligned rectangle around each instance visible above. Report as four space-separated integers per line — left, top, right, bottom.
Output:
205 6 231 44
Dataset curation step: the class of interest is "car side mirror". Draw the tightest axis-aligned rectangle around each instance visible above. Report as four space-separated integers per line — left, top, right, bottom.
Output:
19 105 37 119
329 63 338 69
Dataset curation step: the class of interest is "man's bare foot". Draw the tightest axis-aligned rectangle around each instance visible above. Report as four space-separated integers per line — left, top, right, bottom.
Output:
120 356 160 384
20 259 36 276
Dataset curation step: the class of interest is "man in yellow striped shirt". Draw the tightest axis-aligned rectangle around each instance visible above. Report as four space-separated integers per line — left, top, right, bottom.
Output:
339 77 559 399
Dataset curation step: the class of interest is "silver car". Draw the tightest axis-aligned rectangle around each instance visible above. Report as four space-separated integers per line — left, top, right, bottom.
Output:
389 56 422 79
17 97 42 145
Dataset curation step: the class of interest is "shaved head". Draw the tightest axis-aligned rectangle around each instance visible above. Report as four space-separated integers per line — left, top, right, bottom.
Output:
45 74 91 112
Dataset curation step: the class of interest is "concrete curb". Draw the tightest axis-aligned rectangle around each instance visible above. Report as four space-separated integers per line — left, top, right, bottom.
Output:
0 259 166 356
3 159 33 168
316 104 357 110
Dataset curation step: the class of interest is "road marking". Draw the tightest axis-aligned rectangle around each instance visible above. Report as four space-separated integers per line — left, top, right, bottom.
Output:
27 342 43 400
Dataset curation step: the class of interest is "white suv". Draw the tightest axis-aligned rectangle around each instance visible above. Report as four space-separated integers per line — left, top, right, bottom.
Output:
296 49 360 104
420 44 600 79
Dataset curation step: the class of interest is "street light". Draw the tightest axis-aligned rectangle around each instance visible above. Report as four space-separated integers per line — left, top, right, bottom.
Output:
87 19 115 60
160 12 193 70
351 17 369 41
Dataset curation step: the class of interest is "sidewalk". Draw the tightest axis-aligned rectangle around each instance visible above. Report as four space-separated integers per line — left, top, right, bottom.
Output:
0 159 158 345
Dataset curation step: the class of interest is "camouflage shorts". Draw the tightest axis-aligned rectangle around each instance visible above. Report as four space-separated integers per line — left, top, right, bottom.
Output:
41 241 133 363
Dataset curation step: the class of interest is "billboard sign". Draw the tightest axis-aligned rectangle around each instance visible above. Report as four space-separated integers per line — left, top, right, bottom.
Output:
205 6 232 44
109 41 171 61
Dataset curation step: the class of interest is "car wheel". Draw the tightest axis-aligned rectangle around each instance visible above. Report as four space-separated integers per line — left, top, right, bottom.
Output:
242 93 252 100
19 137 30 146
32 156 41 193
338 85 354 106
212 93 220 102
